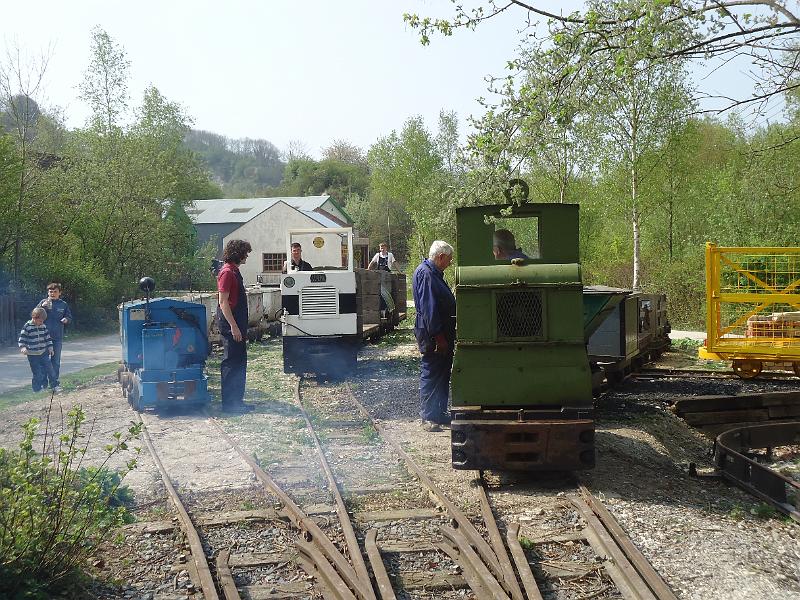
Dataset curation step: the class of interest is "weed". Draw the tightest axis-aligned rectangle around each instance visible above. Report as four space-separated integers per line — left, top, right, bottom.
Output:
750 503 778 519
671 338 703 352
728 504 746 520
361 423 379 444
518 536 536 551
0 402 141 597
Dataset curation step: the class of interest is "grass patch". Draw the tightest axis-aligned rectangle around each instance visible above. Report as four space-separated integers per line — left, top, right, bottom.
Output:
0 361 119 412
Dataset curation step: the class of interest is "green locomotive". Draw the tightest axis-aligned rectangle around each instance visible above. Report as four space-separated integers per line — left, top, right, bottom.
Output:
451 193 625 471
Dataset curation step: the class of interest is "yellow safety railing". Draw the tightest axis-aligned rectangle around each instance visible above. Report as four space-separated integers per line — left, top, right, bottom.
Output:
702 243 800 363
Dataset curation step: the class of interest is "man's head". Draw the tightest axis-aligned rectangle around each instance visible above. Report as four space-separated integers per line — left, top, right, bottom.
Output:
379 242 388 253
493 229 516 260
47 283 62 299
31 307 47 324
429 240 454 271
291 242 302 262
223 239 252 265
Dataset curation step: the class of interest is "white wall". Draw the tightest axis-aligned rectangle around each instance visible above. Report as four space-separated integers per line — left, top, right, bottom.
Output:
224 201 319 285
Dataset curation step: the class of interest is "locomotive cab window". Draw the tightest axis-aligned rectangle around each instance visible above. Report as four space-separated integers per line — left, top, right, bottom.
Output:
491 217 539 262
289 230 352 270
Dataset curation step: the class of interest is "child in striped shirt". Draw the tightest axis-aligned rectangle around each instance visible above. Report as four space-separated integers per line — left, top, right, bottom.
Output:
18 307 56 393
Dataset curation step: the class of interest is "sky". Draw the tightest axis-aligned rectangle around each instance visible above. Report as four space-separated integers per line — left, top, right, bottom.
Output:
3 0 777 159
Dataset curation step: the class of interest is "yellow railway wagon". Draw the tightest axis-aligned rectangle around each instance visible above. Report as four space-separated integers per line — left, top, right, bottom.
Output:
698 243 800 378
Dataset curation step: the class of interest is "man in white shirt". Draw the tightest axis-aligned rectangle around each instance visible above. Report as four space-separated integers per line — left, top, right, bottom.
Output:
367 242 396 272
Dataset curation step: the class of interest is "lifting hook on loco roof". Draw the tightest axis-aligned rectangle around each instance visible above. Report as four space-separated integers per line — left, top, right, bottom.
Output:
504 178 530 206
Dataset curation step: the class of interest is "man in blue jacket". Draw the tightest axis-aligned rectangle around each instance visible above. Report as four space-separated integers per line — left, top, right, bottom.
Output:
412 240 456 432
37 283 72 392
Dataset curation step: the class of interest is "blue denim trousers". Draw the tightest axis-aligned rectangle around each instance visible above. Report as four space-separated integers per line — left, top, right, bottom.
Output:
27 353 55 392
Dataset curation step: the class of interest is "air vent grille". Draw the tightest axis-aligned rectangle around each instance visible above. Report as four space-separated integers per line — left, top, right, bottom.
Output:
301 286 338 317
496 291 543 338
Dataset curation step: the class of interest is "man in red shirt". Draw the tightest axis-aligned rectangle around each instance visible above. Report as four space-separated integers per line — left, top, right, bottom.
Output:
217 239 253 412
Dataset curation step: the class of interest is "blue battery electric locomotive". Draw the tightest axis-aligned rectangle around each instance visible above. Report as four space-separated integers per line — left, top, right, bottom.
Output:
118 277 210 411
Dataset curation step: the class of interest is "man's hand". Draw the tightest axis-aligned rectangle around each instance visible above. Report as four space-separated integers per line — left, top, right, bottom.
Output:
20 347 28 355
231 325 243 342
434 333 448 353
60 318 68 324
49 349 54 356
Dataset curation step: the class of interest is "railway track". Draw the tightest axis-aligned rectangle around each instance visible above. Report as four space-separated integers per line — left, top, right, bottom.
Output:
635 367 800 382
130 377 681 600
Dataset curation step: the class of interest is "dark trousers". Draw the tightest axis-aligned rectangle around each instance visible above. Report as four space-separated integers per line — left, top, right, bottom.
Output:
220 334 247 405
27 353 55 392
48 338 63 387
419 350 453 422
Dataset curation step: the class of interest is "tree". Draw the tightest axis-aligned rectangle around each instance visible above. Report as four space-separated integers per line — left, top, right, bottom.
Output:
0 43 51 283
78 27 130 133
322 139 368 167
405 0 800 116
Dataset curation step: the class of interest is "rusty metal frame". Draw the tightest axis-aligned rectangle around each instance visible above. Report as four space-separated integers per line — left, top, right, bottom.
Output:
714 421 800 522
451 408 595 471
138 414 220 600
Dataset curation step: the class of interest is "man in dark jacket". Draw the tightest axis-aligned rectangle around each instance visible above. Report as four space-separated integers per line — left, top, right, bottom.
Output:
412 240 456 432
217 239 254 413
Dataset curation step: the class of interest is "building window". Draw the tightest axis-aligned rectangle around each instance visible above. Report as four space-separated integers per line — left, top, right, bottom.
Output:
263 253 286 272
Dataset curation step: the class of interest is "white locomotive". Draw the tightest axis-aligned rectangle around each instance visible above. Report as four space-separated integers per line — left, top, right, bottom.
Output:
280 227 406 376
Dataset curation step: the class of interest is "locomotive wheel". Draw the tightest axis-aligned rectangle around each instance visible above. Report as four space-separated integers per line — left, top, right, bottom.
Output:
732 359 763 379
793 363 800 378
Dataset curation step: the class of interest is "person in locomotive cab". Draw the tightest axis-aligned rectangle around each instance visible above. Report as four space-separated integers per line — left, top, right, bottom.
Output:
217 239 254 413
367 242 396 272
413 240 456 432
282 242 313 273
492 229 530 261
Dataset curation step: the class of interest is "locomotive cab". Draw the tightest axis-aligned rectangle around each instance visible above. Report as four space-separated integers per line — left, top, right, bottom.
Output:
451 200 596 471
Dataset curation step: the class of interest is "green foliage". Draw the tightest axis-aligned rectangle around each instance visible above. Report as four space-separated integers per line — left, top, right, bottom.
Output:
0 405 141 597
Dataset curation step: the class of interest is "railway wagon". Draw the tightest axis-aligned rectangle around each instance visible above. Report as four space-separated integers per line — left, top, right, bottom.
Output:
281 227 406 376
587 291 671 383
118 277 210 412
176 286 281 344
450 196 625 471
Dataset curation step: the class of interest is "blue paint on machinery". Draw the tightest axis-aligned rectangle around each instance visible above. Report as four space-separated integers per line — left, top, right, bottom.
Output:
118 296 210 411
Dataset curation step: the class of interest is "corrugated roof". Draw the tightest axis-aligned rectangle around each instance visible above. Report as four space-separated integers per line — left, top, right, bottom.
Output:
187 196 330 224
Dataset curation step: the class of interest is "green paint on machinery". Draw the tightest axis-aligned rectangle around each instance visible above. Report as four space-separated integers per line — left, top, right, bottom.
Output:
450 197 627 471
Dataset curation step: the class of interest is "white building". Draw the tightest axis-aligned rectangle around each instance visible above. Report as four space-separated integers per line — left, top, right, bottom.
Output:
188 196 368 285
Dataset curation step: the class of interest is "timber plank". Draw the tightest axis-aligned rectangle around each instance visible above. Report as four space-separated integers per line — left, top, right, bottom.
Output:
683 409 770 426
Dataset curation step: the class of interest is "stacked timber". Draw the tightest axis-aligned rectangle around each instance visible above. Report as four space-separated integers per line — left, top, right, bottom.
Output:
355 269 381 332
673 391 800 436
392 274 407 321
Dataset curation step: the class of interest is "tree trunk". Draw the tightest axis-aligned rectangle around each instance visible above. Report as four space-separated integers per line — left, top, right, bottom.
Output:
631 162 641 290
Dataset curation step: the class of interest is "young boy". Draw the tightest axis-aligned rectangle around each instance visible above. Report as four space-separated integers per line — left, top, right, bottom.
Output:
18 307 56 393
37 282 72 391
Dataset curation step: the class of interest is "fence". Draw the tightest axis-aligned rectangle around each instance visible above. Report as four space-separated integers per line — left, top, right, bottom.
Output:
0 293 41 347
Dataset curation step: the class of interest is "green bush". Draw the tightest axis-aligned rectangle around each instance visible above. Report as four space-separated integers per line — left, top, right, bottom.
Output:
0 404 141 598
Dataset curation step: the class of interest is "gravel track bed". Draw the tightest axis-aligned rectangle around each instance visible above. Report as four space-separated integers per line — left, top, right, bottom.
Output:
1 338 799 598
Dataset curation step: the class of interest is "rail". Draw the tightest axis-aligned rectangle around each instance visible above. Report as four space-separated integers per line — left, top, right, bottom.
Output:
714 421 800 523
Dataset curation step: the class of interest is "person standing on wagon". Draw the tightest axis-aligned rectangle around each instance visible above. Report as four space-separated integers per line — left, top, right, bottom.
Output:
37 282 72 392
